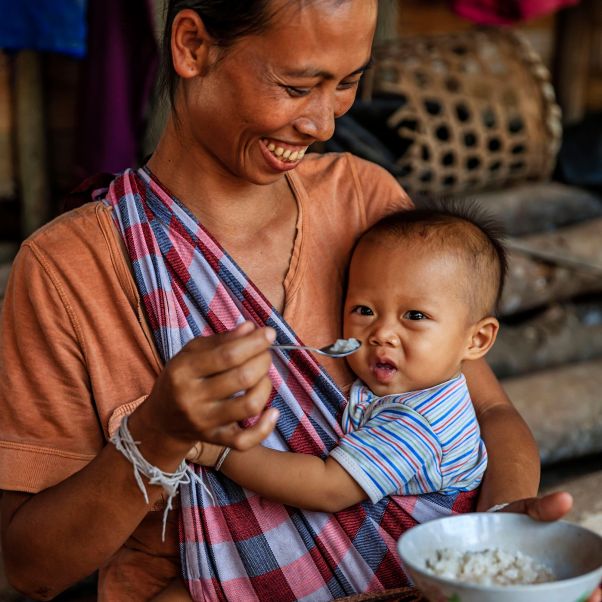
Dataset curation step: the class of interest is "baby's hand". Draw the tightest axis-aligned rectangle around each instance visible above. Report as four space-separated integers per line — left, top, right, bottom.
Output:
186 441 225 467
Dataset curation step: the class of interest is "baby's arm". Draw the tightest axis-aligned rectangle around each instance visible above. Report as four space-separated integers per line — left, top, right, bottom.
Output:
185 438 367 512
220 447 367 512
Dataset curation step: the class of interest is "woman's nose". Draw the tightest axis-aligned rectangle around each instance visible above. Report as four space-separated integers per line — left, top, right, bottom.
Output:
294 90 343 142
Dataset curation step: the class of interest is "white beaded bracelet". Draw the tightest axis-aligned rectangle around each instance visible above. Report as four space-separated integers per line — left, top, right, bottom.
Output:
486 502 511 513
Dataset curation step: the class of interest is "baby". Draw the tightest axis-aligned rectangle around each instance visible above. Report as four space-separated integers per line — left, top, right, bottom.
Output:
157 202 506 600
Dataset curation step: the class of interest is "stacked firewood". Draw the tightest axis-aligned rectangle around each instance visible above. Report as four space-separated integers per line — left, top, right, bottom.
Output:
464 182 602 465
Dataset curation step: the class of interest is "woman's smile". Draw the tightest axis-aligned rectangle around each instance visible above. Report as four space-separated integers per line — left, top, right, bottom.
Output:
259 138 309 172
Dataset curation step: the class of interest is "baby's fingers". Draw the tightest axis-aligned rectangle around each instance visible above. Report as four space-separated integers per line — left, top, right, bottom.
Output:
185 441 224 466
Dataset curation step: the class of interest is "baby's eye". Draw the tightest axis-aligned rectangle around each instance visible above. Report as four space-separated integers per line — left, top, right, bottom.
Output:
404 310 426 320
351 305 374 316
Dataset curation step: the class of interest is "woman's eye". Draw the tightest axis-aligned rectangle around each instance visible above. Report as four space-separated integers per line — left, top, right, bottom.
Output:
351 305 373 316
404 310 426 321
337 79 361 91
284 85 311 98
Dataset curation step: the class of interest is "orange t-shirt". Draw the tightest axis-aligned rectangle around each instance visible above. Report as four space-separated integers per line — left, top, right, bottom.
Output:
0 152 411 601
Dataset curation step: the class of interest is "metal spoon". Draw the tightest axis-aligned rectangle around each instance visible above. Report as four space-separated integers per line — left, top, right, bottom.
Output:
271 337 361 358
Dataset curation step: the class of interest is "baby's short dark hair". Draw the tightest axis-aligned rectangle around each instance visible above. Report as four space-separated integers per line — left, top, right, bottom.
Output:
359 200 508 318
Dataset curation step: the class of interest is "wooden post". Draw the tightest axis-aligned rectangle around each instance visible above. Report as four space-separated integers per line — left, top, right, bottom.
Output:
554 0 593 124
0 52 14 201
15 50 50 236
375 0 400 44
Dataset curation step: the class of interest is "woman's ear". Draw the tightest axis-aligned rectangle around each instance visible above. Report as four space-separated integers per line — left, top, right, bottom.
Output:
464 316 499 361
171 9 215 79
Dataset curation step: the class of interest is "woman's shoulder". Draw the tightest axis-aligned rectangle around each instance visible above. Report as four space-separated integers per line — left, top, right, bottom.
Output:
294 152 413 224
295 151 395 186
23 201 113 259
16 201 122 290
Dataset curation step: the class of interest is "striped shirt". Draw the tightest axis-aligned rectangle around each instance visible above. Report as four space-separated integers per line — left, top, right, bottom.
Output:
329 374 487 503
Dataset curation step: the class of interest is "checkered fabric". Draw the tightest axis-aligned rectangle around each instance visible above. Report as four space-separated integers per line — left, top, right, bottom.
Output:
104 167 477 601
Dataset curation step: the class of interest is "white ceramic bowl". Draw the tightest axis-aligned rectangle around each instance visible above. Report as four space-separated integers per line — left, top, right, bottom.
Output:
397 513 602 602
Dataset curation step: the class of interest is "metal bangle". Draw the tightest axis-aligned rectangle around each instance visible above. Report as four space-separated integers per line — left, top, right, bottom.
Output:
214 447 232 471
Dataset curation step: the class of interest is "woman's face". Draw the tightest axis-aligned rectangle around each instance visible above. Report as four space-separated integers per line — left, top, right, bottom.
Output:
176 0 378 185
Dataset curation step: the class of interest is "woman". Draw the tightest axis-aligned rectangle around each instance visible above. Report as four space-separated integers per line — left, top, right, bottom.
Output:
0 1 597 601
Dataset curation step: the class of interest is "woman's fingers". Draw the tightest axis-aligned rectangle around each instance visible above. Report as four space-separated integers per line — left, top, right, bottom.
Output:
134 321 281 465
200 375 275 428
502 491 573 521
588 588 602 602
188 348 274 405
180 323 276 378
178 375 274 435
143 323 277 439
192 377 276 445
210 407 280 450
591 588 602 602
502 492 601 602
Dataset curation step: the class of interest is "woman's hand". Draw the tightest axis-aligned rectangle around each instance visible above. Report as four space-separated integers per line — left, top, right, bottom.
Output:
500 492 602 602
129 321 279 469
500 490 574 521
1 322 278 599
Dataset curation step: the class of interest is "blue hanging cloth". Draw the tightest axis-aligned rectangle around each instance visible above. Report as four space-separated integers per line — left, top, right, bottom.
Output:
0 0 87 58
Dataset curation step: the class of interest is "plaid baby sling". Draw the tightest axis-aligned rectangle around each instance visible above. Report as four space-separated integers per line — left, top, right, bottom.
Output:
103 166 476 601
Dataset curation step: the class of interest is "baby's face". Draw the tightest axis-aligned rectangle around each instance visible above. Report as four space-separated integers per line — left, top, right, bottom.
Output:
343 237 476 396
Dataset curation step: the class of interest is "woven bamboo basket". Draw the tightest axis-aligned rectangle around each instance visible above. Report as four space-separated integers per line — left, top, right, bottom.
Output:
361 29 562 198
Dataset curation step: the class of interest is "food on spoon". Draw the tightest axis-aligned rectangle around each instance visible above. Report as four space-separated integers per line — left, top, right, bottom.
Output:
329 338 360 353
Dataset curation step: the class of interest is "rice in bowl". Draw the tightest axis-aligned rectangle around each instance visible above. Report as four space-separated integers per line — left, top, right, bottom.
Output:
425 547 555 586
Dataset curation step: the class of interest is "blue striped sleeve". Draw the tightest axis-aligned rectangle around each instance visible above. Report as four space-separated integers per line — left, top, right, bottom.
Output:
329 405 443 503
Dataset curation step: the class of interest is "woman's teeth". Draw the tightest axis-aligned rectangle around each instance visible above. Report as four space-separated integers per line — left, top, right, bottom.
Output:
265 141 306 163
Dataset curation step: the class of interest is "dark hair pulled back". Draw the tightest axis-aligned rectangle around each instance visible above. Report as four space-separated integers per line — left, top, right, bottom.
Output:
160 0 276 107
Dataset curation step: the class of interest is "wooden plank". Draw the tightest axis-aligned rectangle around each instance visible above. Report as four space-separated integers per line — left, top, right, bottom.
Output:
0 51 15 199
500 217 602 315
462 182 602 236
585 76 602 113
503 358 602 464
554 0 592 123
45 54 81 192
489 301 602 378
15 50 51 236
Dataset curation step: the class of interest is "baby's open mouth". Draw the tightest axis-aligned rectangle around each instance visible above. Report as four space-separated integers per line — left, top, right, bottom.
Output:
372 360 397 382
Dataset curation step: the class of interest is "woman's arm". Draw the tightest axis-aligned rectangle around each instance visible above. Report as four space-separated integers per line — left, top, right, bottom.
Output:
1 323 278 600
1 445 182 601
463 357 540 511
220 446 367 512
